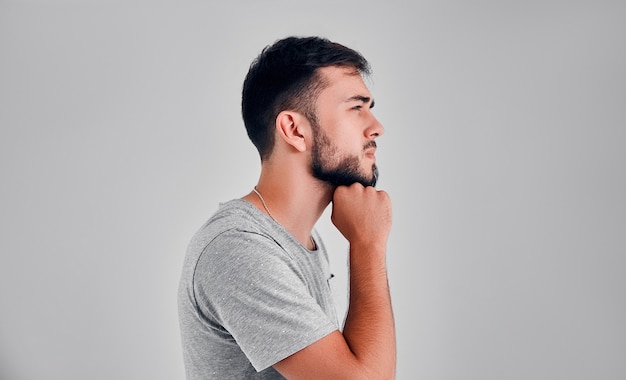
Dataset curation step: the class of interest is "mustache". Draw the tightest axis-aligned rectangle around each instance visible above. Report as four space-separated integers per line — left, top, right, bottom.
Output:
364 141 377 150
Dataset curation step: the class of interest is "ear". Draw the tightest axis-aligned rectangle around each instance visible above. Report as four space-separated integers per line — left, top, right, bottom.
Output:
275 111 311 152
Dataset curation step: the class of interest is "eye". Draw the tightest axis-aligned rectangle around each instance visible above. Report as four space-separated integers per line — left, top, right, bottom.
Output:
352 105 363 110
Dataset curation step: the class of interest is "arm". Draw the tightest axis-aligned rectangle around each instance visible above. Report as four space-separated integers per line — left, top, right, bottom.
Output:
274 183 396 379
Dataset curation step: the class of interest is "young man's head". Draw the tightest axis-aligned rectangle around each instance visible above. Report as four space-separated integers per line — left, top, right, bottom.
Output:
242 37 383 186
242 36 370 159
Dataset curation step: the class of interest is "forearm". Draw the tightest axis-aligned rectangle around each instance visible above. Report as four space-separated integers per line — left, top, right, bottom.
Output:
342 243 396 379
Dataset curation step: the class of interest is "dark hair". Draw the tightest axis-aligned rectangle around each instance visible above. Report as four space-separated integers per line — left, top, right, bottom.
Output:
241 36 371 160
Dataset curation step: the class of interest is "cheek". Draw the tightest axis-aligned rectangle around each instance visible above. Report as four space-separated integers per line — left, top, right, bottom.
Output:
318 114 363 154
333 127 360 149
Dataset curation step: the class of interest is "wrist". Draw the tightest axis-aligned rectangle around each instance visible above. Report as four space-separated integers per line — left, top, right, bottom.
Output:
348 241 388 269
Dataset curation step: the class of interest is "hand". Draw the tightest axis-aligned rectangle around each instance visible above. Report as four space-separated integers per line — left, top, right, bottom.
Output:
331 183 392 251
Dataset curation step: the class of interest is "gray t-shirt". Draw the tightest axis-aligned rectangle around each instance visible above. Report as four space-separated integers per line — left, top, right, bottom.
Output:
178 199 339 379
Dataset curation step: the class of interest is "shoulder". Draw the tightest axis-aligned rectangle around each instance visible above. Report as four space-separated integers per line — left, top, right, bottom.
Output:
187 199 293 274
206 198 267 233
187 199 273 254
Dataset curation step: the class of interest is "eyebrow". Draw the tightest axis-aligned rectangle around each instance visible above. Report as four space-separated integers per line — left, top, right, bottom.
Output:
346 95 375 109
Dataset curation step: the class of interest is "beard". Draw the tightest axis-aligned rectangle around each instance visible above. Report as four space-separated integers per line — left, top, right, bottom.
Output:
310 124 379 188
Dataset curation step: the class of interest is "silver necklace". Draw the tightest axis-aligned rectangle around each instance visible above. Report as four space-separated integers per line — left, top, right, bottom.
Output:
253 187 276 221
252 186 317 250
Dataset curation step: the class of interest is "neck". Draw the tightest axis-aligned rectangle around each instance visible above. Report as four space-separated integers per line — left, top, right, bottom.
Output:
243 163 333 249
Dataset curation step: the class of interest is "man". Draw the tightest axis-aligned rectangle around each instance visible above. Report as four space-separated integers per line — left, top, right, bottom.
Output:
178 36 395 379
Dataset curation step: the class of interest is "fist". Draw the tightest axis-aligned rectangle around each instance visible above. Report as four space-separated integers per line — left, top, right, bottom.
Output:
331 183 392 250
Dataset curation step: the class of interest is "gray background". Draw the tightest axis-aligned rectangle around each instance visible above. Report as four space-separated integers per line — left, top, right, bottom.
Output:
1 1 625 379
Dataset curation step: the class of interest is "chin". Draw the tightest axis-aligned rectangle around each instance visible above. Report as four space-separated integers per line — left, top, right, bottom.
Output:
368 165 379 187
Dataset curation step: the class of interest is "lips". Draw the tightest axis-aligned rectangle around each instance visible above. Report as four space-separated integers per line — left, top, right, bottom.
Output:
364 141 377 158
364 148 376 160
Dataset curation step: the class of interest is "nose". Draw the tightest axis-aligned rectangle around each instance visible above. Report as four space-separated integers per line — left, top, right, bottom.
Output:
366 114 385 139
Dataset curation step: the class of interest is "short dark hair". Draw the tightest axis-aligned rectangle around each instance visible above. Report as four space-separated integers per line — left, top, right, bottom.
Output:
241 36 371 160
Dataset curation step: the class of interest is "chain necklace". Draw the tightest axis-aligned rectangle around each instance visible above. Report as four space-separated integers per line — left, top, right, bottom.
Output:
252 186 317 250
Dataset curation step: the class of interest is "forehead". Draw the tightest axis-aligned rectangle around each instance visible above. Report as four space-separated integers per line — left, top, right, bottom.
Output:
317 66 371 100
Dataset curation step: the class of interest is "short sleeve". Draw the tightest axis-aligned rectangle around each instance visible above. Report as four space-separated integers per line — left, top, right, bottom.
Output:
192 229 338 372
